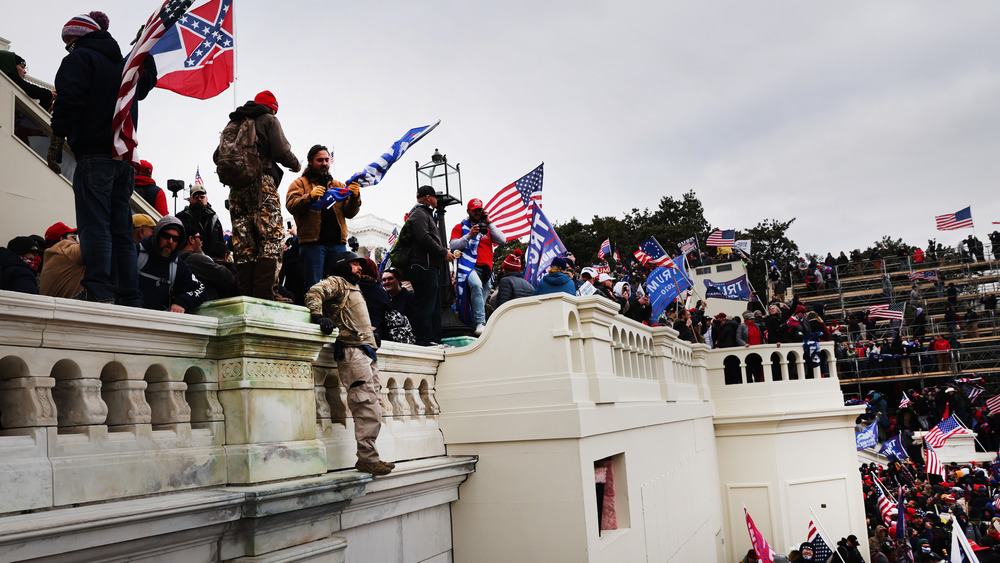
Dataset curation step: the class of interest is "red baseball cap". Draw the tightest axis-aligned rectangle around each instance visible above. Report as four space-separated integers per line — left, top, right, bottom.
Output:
467 198 484 211
44 222 76 246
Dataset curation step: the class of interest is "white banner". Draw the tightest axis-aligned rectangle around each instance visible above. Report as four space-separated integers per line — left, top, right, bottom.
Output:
734 240 751 255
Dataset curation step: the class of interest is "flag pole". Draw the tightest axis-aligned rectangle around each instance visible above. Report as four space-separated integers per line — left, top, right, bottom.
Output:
231 0 239 110
951 413 991 454
808 507 847 563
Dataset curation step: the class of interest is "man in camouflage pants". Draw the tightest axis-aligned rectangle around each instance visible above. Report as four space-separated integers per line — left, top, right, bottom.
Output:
306 251 394 476
220 90 300 300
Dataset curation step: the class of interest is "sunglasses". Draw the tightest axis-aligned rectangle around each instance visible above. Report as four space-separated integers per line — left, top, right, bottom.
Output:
159 233 182 242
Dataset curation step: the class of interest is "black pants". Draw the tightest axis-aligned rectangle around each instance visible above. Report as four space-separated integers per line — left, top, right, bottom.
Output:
409 262 442 345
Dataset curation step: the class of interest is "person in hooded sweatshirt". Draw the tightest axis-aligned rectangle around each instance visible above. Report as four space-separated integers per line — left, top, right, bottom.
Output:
50 11 157 305
137 216 206 313
532 256 576 297
132 160 169 216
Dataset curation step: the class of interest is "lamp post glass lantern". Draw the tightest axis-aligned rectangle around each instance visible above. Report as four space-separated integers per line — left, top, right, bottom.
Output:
415 149 462 209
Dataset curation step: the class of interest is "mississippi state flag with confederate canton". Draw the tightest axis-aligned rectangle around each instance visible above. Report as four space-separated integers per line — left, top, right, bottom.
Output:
151 0 235 100
112 0 196 163
744 508 776 563
484 164 544 240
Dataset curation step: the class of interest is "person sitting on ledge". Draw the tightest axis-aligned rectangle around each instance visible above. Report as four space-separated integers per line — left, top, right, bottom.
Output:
306 252 395 476
0 236 41 294
137 216 206 313
39 222 84 299
532 256 576 297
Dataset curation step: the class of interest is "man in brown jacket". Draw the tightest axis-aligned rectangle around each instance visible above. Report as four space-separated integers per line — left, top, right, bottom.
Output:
217 90 300 300
39 222 84 299
286 144 361 293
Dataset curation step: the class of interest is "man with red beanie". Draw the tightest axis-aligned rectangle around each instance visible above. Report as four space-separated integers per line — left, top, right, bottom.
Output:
449 198 506 335
50 10 157 305
215 90 300 300
133 160 169 216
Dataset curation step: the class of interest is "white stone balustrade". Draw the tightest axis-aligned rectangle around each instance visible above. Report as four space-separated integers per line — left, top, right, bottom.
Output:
0 292 452 515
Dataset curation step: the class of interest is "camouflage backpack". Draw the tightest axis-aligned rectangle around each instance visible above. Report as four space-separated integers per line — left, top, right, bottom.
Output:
215 117 262 188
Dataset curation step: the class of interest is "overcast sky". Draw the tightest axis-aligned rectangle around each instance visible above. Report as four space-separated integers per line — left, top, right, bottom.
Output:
8 1 1000 256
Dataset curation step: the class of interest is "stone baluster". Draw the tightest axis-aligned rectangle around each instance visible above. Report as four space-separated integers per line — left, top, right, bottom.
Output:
102 379 152 430
387 381 408 417
419 379 441 415
51 377 108 429
146 381 192 430
186 382 224 425
405 381 425 417
0 375 57 429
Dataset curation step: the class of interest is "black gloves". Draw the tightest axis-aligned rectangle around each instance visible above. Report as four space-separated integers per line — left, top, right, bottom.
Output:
311 314 334 335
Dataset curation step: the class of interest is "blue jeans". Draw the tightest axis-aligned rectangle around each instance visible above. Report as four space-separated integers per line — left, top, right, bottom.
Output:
73 156 141 305
466 268 491 325
299 242 348 291
409 263 442 345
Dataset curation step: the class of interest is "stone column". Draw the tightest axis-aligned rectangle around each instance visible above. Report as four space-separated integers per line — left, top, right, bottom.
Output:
198 297 333 484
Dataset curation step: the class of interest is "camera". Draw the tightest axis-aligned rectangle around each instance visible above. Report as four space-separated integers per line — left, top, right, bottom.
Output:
476 222 490 232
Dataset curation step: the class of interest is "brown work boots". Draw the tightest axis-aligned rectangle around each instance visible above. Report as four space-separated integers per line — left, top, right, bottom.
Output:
355 459 395 476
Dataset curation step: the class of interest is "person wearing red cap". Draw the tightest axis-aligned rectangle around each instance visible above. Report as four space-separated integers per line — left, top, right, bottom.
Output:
50 10 157 305
39 222 84 299
133 160 169 216
216 90 300 301
449 198 506 334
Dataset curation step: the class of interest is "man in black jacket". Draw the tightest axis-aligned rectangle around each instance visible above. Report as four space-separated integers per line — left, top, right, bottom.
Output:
404 186 454 345
50 11 157 306
137 216 206 313
177 222 236 302
177 185 227 259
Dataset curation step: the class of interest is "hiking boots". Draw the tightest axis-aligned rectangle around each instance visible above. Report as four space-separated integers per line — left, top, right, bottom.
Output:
355 460 395 476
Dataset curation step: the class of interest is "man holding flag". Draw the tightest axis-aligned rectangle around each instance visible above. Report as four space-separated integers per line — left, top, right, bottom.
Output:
50 10 160 305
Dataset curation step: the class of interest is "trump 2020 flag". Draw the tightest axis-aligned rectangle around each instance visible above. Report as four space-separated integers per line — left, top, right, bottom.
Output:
856 420 878 450
523 207 567 288
150 0 235 99
879 434 908 460
313 121 441 210
744 507 776 563
703 274 752 301
646 257 693 323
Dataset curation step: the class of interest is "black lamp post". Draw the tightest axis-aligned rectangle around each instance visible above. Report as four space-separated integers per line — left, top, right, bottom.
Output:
415 149 473 338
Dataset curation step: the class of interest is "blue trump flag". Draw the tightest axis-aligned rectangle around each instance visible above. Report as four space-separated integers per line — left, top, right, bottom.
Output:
523 207 567 288
879 434 908 460
313 120 441 210
703 274 752 301
646 259 693 323
856 420 878 450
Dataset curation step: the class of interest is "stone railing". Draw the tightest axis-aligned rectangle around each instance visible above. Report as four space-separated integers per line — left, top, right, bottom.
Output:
0 292 446 515
705 341 845 418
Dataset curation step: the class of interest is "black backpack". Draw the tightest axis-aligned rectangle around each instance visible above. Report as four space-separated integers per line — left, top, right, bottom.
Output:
215 117 262 187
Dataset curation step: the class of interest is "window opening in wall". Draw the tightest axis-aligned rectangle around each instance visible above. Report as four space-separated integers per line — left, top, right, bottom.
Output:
594 454 627 536
715 264 733 272
695 267 711 275
13 101 76 182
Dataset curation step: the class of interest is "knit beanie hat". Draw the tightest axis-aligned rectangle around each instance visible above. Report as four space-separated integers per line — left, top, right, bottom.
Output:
254 90 279 113
62 12 109 42
502 249 522 272
549 256 568 272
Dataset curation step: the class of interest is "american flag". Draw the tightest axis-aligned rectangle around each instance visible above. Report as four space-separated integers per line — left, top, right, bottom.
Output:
876 485 896 526
869 302 905 321
986 394 1000 414
706 229 736 247
966 385 984 404
194 166 204 186
112 0 196 164
924 415 964 448
483 164 544 240
935 206 974 231
806 520 834 562
633 236 674 268
598 238 611 260
924 440 944 478
387 227 398 247
907 270 938 282
993 496 1000 513
744 508 776 563
899 392 912 409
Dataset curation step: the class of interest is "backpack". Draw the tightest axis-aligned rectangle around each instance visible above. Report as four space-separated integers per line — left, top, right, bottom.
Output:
386 221 414 271
215 117 262 187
